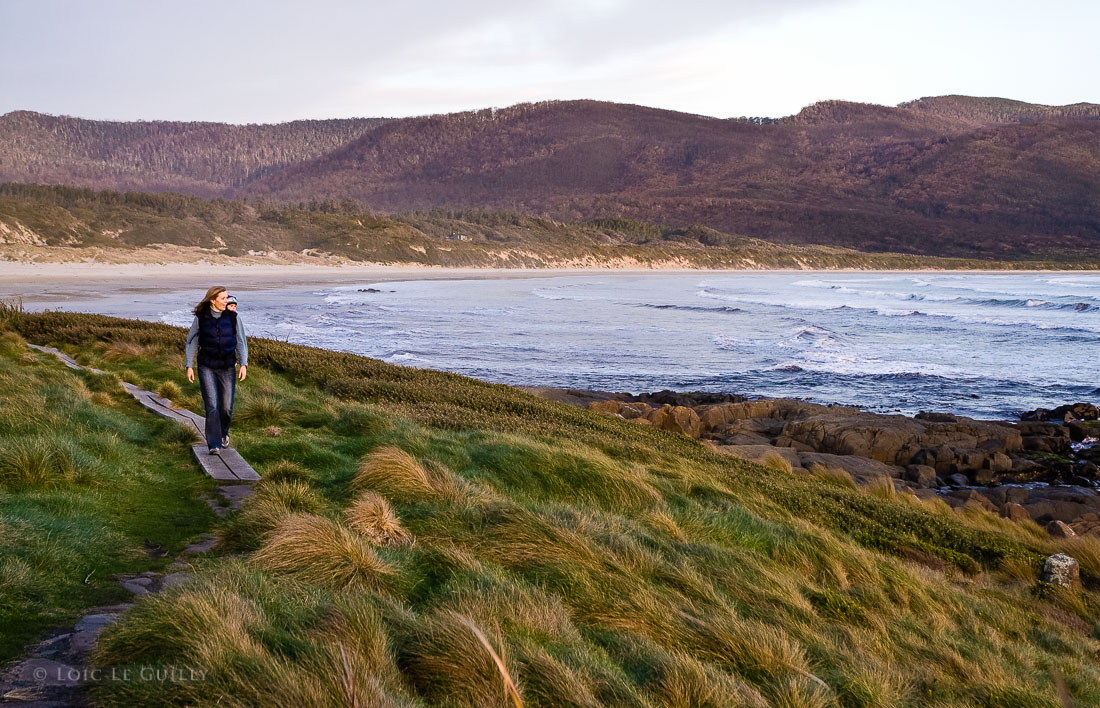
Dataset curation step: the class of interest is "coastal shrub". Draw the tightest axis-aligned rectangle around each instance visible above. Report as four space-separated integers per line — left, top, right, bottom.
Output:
345 492 413 547
251 513 395 591
353 446 439 503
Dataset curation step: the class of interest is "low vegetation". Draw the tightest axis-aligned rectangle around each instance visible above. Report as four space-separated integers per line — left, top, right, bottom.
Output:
0 328 214 663
3 183 1096 269
3 311 1100 707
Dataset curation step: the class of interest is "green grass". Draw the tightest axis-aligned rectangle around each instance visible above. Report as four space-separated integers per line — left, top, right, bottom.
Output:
5 312 1100 707
0 332 216 663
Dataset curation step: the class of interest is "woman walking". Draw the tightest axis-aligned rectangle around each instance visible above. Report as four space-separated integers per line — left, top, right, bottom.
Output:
185 287 248 455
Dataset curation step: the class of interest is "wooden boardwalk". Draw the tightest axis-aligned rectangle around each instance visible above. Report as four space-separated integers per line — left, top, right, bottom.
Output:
29 344 259 482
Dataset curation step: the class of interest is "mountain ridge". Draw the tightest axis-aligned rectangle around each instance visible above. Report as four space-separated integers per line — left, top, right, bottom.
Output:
3 95 1100 259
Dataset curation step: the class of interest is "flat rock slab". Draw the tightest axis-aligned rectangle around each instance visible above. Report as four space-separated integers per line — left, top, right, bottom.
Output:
191 445 260 482
182 533 219 555
217 484 256 508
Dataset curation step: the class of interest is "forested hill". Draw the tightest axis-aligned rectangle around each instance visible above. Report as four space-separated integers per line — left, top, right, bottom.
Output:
0 111 389 197
2 96 1100 259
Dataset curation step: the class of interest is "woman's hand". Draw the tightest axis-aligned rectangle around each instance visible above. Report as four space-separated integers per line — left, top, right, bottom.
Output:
238 365 248 382
186 366 194 383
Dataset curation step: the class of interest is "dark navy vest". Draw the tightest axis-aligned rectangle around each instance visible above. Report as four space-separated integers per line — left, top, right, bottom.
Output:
197 307 237 369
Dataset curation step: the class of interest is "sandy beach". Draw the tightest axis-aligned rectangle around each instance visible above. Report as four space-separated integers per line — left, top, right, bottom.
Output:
0 261 666 304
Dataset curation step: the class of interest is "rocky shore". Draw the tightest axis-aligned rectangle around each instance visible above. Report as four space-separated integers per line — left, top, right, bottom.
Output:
526 387 1100 539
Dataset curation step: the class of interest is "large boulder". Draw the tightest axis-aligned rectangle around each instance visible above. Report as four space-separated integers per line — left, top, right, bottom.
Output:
647 405 702 437
905 464 938 488
1001 503 1030 521
1046 520 1076 538
779 414 926 464
1039 554 1081 588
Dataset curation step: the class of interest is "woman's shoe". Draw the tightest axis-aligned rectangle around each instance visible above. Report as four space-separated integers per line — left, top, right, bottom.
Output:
221 435 231 448
209 448 221 456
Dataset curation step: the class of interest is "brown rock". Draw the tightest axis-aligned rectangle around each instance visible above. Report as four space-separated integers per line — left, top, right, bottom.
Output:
905 464 938 488
647 405 702 437
1024 500 1093 524
987 452 1013 473
946 489 996 512
1047 520 1076 538
588 400 627 415
1002 503 1030 521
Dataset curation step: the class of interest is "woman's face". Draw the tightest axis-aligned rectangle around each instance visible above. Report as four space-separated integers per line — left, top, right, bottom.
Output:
211 291 229 311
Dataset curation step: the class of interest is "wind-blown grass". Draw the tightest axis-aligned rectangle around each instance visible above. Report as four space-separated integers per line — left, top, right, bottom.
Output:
5 311 1100 708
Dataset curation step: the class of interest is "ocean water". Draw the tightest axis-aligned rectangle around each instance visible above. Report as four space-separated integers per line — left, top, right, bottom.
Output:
37 271 1100 420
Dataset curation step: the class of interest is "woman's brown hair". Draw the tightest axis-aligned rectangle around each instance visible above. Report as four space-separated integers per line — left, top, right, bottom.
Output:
193 286 227 316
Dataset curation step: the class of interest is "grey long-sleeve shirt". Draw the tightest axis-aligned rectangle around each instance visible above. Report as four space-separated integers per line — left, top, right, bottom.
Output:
185 310 248 368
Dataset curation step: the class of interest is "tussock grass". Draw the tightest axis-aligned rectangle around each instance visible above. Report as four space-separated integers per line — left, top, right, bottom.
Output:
760 451 793 474
252 513 395 591
156 379 182 400
398 609 521 708
98 339 162 361
10 312 1100 708
808 463 856 489
262 459 314 484
353 446 439 503
345 492 413 547
236 392 287 427
219 480 326 551
865 476 897 500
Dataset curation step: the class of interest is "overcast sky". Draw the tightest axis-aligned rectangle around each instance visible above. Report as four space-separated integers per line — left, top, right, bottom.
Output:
1 0 1096 123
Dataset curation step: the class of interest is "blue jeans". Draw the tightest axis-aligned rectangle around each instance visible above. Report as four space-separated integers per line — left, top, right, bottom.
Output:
197 365 235 450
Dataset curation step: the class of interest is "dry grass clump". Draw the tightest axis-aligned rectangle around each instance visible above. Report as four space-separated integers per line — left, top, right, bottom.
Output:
643 650 769 708
353 446 439 503
0 330 27 356
156 380 182 401
808 463 856 489
100 340 161 361
219 480 326 551
865 476 897 500
251 513 395 591
262 460 313 485
345 492 413 547
236 392 287 427
760 451 793 475
89 391 114 407
399 609 523 708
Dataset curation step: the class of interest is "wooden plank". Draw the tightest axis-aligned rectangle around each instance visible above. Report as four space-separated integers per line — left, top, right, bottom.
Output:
27 344 82 370
191 445 244 481
29 343 261 485
217 448 261 481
